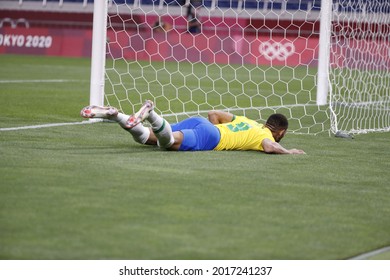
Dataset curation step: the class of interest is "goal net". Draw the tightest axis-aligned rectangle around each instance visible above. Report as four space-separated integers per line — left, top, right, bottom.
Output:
98 0 329 134
329 0 390 134
93 0 389 135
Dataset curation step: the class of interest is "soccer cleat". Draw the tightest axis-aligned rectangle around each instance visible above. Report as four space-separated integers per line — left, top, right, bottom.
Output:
80 105 118 119
125 100 154 128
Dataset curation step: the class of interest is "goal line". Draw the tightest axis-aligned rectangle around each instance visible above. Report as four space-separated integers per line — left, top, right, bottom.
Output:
0 120 102 132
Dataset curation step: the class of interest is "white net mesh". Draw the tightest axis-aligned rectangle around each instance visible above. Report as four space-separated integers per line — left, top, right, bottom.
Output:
104 0 331 134
330 0 390 134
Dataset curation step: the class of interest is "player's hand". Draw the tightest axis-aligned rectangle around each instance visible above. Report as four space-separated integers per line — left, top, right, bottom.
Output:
289 149 306 154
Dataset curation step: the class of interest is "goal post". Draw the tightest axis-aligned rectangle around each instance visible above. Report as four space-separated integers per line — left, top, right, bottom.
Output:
316 0 332 106
89 0 108 107
89 0 390 135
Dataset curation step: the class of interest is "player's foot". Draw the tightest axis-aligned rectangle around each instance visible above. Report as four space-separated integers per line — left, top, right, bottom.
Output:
125 100 154 128
80 105 118 119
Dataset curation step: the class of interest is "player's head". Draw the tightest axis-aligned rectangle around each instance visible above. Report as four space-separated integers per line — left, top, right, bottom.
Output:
265 113 288 142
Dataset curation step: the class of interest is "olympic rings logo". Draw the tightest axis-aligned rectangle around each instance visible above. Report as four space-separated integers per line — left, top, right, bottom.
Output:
0 18 30 29
259 41 295 61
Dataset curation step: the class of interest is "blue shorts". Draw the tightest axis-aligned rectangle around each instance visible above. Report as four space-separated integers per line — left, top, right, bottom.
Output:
171 117 221 151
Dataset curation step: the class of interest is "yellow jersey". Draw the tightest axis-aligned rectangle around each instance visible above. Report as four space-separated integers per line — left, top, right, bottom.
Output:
214 116 275 151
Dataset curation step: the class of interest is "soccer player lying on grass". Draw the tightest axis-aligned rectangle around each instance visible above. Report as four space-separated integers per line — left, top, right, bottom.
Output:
80 100 305 154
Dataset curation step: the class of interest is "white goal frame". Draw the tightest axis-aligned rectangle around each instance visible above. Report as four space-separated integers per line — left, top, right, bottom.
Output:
90 0 330 107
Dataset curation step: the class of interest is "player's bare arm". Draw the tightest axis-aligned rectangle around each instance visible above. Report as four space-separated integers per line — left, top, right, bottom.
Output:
208 110 234 124
261 138 305 155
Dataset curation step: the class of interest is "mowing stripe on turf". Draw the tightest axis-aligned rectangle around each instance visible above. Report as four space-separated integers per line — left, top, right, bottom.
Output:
348 246 390 260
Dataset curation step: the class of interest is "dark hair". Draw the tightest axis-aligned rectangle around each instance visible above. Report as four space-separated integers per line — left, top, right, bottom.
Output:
265 113 288 132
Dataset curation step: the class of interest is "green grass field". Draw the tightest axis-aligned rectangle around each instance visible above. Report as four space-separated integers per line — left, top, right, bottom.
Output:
0 54 389 260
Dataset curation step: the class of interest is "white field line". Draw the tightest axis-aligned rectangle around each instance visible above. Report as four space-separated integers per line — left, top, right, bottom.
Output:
0 79 84 83
348 246 390 260
162 103 321 117
0 119 103 132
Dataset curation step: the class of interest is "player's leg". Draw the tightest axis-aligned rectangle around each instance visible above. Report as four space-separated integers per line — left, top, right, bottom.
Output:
80 105 152 145
126 100 174 148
